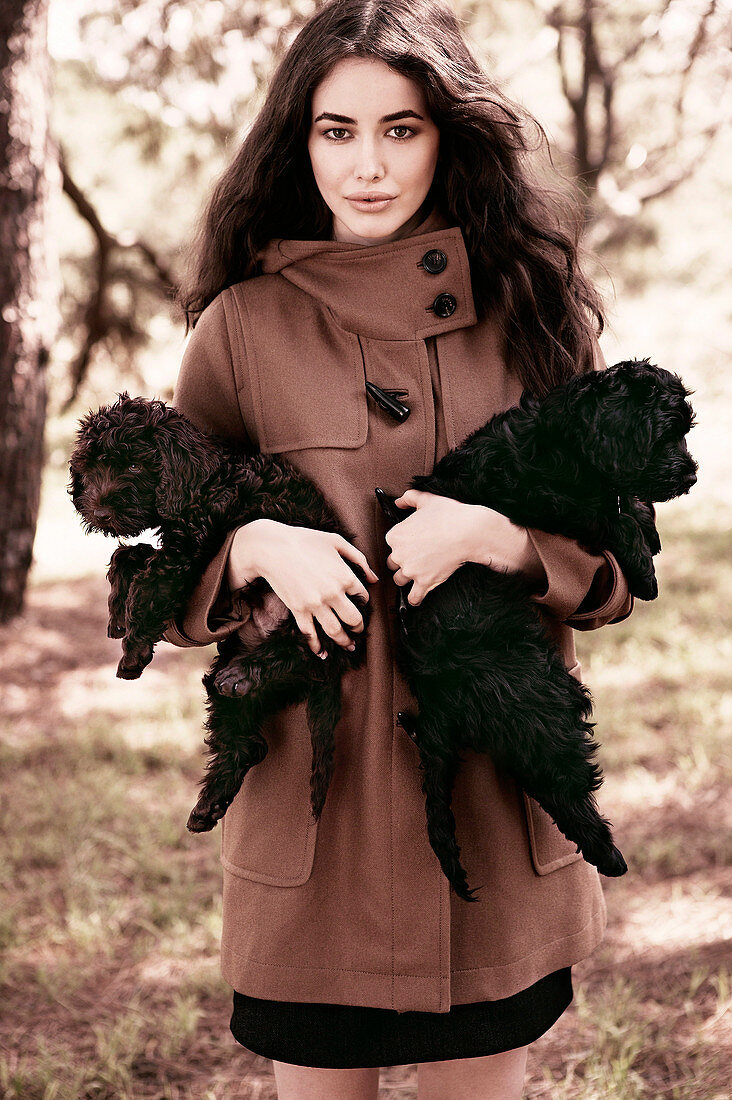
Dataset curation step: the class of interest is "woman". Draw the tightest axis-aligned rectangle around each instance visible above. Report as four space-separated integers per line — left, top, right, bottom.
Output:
164 1 634 1095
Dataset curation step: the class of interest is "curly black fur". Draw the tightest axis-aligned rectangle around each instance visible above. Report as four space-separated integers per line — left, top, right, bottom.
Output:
68 393 371 832
69 359 697 902
376 358 697 900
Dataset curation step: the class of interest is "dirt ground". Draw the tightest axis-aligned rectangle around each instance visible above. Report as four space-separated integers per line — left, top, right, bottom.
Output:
1 556 729 1099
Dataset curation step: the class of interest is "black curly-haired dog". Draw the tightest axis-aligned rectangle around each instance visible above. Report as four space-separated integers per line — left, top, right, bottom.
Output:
70 360 697 902
375 358 697 900
69 393 371 832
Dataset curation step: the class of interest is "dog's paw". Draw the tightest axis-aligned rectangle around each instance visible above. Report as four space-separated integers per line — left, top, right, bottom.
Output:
214 665 259 697
186 798 230 833
116 657 143 679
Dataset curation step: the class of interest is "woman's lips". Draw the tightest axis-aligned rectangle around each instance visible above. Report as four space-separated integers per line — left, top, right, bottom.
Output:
347 197 394 212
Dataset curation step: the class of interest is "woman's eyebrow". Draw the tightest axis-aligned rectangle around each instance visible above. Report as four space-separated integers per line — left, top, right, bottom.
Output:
313 109 425 124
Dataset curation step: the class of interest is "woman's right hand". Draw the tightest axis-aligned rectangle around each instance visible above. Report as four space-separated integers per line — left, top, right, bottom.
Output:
227 519 379 658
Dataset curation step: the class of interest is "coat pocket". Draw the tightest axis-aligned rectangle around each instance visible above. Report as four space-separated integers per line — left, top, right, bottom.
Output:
246 317 368 453
522 660 585 875
522 791 584 875
220 699 318 886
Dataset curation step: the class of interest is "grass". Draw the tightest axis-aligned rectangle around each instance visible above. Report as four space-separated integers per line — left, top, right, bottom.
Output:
0 574 235 1098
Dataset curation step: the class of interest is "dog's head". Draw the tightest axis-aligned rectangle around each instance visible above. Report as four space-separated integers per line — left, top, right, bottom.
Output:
537 358 698 502
69 393 221 535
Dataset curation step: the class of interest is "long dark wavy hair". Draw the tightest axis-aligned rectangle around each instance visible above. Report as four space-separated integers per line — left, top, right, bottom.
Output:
178 0 605 395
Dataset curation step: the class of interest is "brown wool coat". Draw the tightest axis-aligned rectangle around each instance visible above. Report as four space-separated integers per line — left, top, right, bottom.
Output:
163 202 634 1013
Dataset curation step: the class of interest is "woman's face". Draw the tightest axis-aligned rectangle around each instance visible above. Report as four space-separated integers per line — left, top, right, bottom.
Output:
308 57 440 245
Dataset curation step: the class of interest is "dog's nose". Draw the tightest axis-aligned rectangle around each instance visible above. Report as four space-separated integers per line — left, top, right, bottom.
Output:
93 507 113 521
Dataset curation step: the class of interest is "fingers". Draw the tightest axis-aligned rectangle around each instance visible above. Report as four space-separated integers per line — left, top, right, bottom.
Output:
292 610 328 658
295 605 355 660
387 562 424 605
335 536 379 582
315 604 359 652
294 593 364 660
405 582 424 606
341 572 371 611
332 588 367 635
292 535 379 660
393 488 424 507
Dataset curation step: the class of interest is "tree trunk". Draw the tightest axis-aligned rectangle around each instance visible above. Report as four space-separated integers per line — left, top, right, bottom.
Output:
0 0 59 623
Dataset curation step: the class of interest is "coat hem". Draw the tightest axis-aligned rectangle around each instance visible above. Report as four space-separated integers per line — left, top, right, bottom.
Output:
219 900 606 1013
450 900 607 1005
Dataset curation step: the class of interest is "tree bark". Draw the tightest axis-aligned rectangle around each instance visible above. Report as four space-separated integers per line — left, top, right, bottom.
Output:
0 0 59 623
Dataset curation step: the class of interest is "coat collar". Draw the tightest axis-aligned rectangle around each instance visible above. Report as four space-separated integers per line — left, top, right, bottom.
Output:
256 202 477 341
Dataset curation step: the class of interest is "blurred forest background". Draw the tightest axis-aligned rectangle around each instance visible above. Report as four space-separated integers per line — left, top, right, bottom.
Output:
0 0 730 1097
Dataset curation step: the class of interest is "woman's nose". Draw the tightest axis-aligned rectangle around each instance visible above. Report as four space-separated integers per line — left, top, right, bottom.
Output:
354 142 386 177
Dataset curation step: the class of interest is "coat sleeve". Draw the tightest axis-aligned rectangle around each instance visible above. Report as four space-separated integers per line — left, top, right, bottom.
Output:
161 291 259 649
522 333 634 630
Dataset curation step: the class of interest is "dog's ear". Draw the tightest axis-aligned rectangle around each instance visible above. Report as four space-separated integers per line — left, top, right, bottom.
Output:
153 407 223 521
68 444 86 506
68 410 97 505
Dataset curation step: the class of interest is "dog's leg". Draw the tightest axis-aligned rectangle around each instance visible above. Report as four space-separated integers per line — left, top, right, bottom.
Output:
213 658 265 698
305 674 342 819
213 637 315 699
116 555 190 678
210 623 350 823
396 709 478 902
106 544 157 638
188 634 331 832
533 783 627 878
186 670 270 833
605 510 658 600
631 499 661 555
622 498 662 598
212 600 325 699
475 655 627 878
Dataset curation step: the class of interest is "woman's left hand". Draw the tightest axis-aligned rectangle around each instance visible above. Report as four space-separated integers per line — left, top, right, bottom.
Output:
385 489 544 607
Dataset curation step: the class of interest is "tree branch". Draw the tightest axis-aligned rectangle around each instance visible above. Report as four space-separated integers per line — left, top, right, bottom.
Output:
57 141 178 409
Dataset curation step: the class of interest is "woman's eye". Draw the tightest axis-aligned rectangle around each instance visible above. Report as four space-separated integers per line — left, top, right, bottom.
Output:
389 125 415 140
322 125 416 142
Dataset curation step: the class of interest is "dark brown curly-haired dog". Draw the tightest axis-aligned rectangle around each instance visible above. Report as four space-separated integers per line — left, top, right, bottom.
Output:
69 393 371 832
376 358 698 900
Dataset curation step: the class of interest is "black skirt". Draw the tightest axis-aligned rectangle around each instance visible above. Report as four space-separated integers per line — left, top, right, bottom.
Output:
229 966 573 1068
